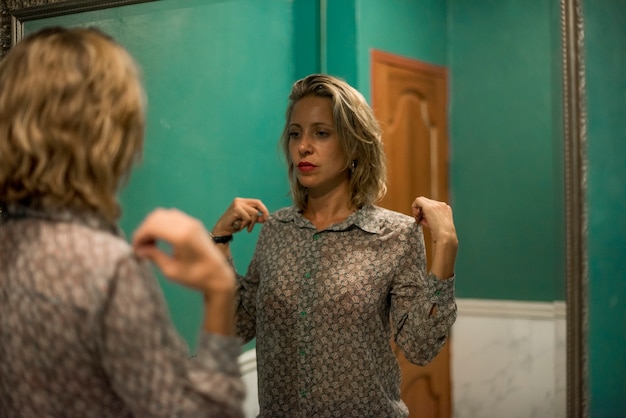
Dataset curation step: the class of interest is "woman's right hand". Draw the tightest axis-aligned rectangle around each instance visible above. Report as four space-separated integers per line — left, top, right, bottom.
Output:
132 208 235 295
212 197 269 236
132 208 238 336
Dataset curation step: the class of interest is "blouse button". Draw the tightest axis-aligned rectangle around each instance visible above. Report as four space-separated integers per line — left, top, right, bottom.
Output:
299 311 307 317
435 290 441 296
300 390 308 398
304 272 311 279
313 233 320 241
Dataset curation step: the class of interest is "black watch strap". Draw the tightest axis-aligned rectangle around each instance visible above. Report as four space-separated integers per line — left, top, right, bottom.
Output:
212 234 233 244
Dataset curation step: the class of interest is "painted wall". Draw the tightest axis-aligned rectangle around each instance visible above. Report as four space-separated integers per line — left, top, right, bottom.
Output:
583 0 626 415
24 0 566 344
447 0 565 301
18 0 625 413
26 0 295 351
308 0 448 98
356 0 448 98
324 0 565 301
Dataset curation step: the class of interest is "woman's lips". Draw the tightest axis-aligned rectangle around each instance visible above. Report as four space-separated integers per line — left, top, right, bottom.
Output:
297 162 316 172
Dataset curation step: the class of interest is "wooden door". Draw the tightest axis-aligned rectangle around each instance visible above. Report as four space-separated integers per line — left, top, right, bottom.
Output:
371 50 451 418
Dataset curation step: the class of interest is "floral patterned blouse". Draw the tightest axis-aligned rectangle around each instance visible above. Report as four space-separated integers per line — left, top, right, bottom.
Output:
235 205 457 417
0 205 245 418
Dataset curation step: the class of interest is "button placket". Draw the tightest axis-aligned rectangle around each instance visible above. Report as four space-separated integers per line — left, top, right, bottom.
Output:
297 231 319 407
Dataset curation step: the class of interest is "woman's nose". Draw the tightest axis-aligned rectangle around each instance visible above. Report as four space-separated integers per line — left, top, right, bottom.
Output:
298 135 313 155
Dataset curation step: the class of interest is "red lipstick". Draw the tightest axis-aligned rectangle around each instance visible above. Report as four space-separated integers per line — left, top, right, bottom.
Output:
297 161 316 172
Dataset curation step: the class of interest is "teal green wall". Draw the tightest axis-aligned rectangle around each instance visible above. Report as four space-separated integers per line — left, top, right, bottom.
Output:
293 0 321 78
27 0 294 351
313 0 448 99
24 0 567 346
355 0 448 98
448 0 565 301
18 0 625 410
584 0 626 415
330 0 564 301
325 0 358 86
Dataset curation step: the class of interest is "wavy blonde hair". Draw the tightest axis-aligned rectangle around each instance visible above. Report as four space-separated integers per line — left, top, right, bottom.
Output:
0 27 145 223
279 74 387 210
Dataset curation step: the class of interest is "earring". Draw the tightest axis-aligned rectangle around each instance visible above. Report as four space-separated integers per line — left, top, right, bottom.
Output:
351 160 357 170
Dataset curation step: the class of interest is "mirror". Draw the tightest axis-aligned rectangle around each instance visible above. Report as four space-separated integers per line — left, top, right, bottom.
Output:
0 1 587 416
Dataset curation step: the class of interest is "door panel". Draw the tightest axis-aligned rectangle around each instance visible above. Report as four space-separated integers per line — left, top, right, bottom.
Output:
371 50 451 418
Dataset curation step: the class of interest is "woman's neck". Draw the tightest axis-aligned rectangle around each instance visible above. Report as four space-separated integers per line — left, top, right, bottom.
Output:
303 187 355 231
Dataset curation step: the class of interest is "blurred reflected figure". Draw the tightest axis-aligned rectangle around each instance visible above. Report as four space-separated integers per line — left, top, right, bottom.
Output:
0 27 244 418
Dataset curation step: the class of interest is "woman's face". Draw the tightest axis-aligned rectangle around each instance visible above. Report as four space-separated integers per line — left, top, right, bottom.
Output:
288 95 349 196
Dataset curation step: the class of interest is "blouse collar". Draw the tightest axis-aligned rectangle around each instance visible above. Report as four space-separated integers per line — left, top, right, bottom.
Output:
273 205 385 234
0 202 121 236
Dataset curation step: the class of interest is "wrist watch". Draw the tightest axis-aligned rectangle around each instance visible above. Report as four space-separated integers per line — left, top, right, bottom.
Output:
211 234 233 244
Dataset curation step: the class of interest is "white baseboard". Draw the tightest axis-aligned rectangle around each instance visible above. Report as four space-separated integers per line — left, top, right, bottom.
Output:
456 298 566 319
238 347 257 374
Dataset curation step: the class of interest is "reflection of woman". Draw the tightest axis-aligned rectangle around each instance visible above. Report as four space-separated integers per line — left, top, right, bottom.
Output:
0 27 244 417
212 74 458 416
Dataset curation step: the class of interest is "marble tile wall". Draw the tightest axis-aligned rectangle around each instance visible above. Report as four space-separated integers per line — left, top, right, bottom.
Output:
451 299 566 418
239 349 260 418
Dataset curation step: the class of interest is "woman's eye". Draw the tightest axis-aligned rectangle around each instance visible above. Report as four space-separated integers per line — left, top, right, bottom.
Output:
316 131 329 138
288 131 300 139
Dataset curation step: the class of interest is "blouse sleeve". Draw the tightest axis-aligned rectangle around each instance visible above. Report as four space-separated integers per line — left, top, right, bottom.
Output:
389 224 457 366
232 229 264 343
99 254 245 418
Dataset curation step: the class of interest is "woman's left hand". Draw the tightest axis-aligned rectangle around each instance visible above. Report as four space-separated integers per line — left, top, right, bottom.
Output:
411 196 458 245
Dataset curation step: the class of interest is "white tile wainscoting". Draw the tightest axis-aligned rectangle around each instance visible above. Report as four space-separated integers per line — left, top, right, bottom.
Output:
237 298 566 418
452 298 566 418
238 348 260 418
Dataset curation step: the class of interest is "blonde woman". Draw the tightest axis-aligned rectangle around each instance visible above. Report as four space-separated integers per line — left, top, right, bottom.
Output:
212 74 458 417
0 27 244 417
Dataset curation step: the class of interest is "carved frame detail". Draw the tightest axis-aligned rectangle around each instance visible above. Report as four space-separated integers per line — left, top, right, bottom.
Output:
561 0 588 416
1 0 155 57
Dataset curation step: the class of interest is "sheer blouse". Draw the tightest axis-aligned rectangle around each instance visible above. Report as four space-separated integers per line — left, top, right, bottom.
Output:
0 206 245 418
235 205 456 417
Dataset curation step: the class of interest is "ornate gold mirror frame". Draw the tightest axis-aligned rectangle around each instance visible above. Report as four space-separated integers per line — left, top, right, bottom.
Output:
561 0 588 416
0 0 154 51
0 0 589 416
